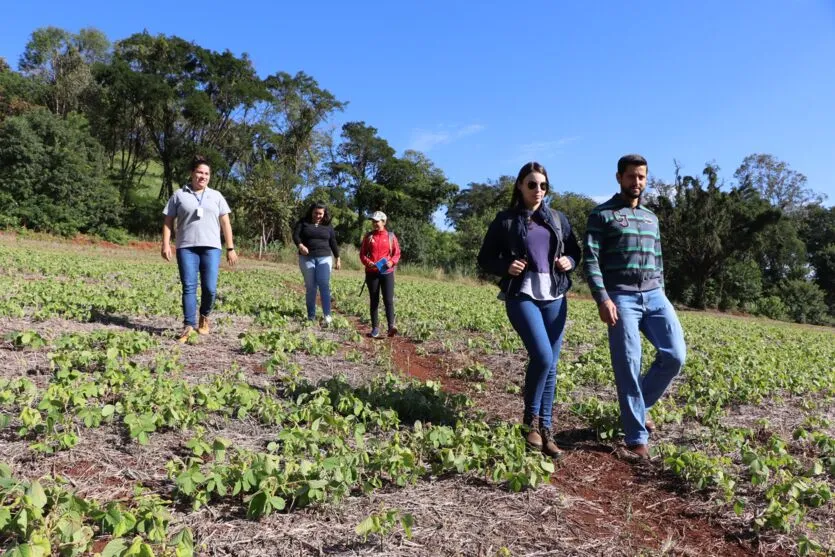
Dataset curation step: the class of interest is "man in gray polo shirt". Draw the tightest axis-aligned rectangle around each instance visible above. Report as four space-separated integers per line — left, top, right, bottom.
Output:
162 156 238 342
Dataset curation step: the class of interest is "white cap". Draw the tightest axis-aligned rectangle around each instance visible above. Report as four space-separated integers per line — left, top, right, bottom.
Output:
370 211 387 222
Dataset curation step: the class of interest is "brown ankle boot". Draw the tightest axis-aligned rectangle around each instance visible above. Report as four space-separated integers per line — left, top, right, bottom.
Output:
197 315 210 335
177 326 195 344
523 417 543 450
540 426 563 459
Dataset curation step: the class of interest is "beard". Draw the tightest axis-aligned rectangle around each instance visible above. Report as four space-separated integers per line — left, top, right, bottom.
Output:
621 184 643 200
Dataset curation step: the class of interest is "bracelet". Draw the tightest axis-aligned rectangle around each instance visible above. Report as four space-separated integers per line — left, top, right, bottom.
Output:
226 247 235 251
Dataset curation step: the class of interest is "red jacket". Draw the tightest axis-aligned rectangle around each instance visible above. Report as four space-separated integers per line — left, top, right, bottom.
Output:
360 229 401 274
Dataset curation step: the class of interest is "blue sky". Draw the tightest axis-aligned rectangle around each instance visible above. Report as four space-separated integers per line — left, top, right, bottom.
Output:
2 0 834 217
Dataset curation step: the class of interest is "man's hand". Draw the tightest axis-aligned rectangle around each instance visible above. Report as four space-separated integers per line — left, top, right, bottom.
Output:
598 299 618 326
161 244 172 262
508 259 527 276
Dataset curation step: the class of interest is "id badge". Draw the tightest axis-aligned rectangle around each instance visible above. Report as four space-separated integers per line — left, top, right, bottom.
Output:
196 207 204 219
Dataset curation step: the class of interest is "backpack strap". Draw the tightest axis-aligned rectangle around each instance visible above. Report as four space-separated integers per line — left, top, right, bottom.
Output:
548 208 564 256
364 231 373 259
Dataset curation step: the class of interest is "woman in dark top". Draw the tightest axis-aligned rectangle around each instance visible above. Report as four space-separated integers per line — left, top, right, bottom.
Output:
477 162 581 458
292 202 341 324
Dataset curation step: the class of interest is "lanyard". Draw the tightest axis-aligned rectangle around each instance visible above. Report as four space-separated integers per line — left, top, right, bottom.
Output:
190 187 207 207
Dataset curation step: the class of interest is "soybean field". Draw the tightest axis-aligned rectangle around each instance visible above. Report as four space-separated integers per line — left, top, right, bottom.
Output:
0 234 833 557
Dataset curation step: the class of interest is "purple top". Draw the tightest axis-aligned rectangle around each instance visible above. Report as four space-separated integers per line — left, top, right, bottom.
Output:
525 217 552 272
519 213 559 300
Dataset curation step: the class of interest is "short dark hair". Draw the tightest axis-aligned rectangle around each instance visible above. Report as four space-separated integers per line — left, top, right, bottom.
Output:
617 154 648 175
190 155 211 172
303 201 331 225
510 161 550 208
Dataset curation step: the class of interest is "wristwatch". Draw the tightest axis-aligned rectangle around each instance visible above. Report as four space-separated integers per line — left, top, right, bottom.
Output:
226 247 235 251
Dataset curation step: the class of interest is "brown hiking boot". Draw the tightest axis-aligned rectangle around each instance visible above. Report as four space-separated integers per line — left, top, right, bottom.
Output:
177 326 195 344
645 417 656 433
626 443 651 459
523 417 543 450
197 315 210 335
540 426 563 459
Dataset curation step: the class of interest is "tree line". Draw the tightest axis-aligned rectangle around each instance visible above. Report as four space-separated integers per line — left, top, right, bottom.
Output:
0 27 832 324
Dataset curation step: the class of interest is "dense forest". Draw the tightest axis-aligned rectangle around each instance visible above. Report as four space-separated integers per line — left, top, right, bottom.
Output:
0 27 833 324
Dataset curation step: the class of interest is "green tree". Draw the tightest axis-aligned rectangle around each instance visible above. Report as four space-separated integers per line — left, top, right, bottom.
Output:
263 71 345 179
734 153 823 213
549 191 597 246
239 159 298 256
88 58 153 200
780 279 829 324
371 150 457 222
328 121 395 243
446 176 514 228
113 32 265 199
0 66 49 120
0 108 121 235
799 205 835 312
749 217 807 289
19 27 110 116
650 163 779 308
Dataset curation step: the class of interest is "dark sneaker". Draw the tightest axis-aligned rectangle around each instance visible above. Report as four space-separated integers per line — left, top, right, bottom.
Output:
387 326 398 337
370 327 380 338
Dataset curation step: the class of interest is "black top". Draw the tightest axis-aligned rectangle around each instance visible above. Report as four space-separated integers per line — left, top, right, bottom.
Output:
477 205 581 298
292 220 340 258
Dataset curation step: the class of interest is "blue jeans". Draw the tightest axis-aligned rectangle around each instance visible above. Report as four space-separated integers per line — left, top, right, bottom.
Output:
299 256 332 320
176 247 221 327
608 288 686 445
505 295 568 429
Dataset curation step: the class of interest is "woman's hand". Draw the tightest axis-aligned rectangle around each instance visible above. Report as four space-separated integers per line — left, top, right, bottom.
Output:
298 244 309 256
161 243 172 262
507 259 527 276
226 249 238 266
334 257 341 270
554 256 573 272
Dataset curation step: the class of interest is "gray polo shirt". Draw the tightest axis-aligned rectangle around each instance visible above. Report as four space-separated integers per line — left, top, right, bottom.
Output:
163 186 231 249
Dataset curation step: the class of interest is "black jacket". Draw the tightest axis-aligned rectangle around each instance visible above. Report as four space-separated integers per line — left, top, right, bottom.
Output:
477 205 581 298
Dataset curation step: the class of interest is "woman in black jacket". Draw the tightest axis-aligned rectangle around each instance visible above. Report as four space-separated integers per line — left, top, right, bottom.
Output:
477 162 581 458
293 202 341 324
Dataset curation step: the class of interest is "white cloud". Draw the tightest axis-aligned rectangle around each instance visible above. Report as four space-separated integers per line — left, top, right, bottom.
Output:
516 136 580 160
408 123 485 152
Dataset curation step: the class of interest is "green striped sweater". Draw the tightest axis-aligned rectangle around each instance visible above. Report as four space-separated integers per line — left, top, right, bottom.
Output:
583 194 664 304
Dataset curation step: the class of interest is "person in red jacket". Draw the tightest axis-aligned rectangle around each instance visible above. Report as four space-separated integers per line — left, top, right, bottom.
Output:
359 211 402 338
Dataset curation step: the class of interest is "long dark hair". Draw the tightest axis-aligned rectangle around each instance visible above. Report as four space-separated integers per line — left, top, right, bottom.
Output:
509 161 550 208
302 201 331 225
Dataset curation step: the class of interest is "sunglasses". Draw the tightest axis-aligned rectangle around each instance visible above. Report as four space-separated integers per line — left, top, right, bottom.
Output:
526 181 548 191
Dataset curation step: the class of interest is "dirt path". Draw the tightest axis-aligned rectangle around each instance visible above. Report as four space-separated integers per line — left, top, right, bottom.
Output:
359 317 771 556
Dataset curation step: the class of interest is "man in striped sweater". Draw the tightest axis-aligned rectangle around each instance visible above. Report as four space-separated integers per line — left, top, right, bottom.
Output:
584 154 686 459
